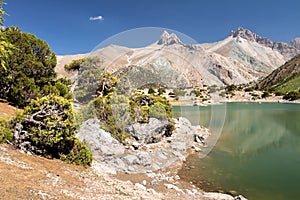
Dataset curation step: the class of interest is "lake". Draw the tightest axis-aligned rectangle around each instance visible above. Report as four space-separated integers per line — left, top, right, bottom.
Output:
173 103 300 200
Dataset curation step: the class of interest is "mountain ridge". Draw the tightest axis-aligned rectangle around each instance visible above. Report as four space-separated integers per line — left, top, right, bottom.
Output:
55 28 300 87
230 27 300 58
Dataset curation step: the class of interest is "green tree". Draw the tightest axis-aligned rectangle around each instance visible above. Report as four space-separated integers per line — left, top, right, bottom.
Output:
0 27 58 107
13 95 92 166
0 1 14 70
68 57 104 103
158 88 166 95
64 58 86 71
96 72 119 97
0 0 6 25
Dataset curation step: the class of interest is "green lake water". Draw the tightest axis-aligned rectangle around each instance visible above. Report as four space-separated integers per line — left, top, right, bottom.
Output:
173 103 300 200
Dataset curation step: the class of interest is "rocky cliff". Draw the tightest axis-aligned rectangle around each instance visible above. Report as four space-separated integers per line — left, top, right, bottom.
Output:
230 27 300 58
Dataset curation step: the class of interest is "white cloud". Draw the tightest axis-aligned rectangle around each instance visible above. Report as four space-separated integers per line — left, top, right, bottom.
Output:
89 15 103 21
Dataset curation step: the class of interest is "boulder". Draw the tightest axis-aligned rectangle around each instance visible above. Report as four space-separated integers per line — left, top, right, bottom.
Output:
171 142 186 152
125 118 173 144
123 155 140 165
76 119 125 157
134 183 147 191
137 152 151 167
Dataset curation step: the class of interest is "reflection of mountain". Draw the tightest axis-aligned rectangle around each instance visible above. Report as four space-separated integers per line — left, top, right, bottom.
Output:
56 28 300 87
216 104 300 158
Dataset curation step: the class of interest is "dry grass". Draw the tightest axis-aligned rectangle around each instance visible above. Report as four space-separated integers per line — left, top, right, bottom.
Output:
0 102 18 118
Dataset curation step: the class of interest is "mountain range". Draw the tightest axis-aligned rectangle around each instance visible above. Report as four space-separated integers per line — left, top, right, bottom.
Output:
55 28 300 88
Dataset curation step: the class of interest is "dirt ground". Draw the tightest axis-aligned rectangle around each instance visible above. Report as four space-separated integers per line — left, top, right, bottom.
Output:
0 144 223 200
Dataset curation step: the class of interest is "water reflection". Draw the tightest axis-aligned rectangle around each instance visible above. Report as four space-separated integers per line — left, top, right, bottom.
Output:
174 103 300 200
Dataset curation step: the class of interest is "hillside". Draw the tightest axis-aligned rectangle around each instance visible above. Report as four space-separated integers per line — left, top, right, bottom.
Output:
55 28 300 88
258 54 300 92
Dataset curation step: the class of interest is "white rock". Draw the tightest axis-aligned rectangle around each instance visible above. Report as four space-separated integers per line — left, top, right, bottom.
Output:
203 192 235 200
141 180 147 186
134 183 147 191
147 188 157 195
174 175 180 180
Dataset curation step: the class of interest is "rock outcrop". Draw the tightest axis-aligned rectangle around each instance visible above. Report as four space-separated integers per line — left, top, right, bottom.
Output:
125 118 173 144
76 118 209 174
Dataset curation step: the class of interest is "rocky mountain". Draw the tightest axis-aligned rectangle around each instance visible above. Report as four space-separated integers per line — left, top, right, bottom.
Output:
229 27 300 58
258 54 300 92
290 38 300 50
55 28 299 88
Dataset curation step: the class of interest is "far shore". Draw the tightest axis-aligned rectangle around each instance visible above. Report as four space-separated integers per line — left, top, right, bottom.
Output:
169 97 300 107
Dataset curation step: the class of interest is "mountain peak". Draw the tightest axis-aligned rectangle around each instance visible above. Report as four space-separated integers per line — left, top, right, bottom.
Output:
157 31 183 45
229 27 261 42
229 27 300 58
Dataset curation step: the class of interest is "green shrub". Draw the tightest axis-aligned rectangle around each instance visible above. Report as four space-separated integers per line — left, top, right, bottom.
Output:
64 58 86 71
60 139 92 166
219 91 226 97
94 94 130 142
148 88 155 94
149 102 167 119
173 89 186 96
283 91 300 101
245 87 254 92
262 91 271 98
275 91 284 96
225 84 237 92
158 88 166 95
208 85 218 93
130 94 172 121
191 90 201 97
0 117 13 143
14 95 92 166
94 73 174 142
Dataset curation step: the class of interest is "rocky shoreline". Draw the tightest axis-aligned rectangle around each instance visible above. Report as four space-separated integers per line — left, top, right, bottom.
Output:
76 117 247 200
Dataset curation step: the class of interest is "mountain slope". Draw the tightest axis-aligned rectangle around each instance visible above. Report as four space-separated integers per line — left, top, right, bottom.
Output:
258 54 300 92
55 28 299 87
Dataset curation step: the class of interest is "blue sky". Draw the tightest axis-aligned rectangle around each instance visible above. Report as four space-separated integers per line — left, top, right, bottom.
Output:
3 0 300 55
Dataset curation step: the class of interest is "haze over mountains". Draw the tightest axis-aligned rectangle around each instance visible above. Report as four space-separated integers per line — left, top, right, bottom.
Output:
56 28 300 88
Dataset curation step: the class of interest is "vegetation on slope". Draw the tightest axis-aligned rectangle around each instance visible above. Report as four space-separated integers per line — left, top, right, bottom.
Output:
257 54 300 100
258 54 300 93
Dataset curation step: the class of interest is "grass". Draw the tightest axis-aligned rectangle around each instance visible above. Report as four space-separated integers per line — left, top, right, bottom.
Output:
275 75 300 93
